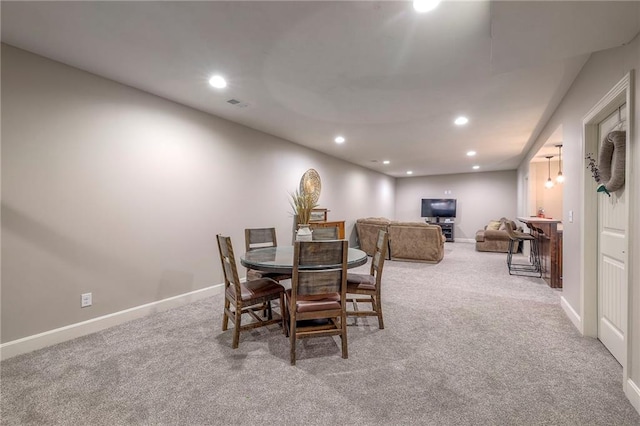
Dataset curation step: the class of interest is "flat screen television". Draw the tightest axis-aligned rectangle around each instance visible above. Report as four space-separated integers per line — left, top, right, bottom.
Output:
421 198 457 218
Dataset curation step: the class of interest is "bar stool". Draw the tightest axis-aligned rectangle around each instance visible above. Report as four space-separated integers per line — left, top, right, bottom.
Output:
504 222 541 277
526 223 545 267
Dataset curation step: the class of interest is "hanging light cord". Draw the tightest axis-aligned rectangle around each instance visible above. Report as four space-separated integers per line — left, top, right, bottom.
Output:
556 144 565 183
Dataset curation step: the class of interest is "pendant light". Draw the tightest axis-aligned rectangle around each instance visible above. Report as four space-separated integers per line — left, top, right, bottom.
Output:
556 144 565 183
545 156 555 188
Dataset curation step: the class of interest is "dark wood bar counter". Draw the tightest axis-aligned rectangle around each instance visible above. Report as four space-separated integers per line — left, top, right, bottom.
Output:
517 217 563 288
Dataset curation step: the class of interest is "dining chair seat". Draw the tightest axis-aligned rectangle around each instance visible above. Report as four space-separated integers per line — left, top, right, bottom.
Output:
346 273 376 291
285 289 341 312
227 278 285 302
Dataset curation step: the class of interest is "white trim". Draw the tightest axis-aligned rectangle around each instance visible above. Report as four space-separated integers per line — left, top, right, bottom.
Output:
0 284 224 360
626 378 640 414
581 73 631 338
560 296 582 333
581 71 634 409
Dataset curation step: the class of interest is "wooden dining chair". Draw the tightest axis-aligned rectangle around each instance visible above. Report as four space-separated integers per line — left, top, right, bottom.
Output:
244 227 292 282
285 240 348 365
217 234 285 349
311 226 340 240
346 229 388 329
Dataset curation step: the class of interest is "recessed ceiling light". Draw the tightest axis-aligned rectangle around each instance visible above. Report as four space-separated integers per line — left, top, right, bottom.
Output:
413 0 441 13
406 171 413 175
466 151 476 157
383 160 390 165
334 136 345 144
454 116 469 126
208 75 227 89
472 165 480 170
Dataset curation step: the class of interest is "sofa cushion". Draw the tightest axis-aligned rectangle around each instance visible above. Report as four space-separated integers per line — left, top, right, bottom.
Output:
483 229 511 241
487 220 501 230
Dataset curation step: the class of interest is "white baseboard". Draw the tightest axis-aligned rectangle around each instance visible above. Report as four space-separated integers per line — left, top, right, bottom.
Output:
626 378 640 415
0 284 224 361
454 238 475 243
561 296 583 333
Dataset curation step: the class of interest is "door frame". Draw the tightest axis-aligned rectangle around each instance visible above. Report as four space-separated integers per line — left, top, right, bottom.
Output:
581 71 633 386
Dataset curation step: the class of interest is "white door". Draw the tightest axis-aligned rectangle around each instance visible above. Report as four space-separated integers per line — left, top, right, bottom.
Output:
596 105 628 365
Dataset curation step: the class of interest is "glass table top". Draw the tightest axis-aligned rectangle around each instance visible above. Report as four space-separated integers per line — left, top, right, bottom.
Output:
240 246 367 274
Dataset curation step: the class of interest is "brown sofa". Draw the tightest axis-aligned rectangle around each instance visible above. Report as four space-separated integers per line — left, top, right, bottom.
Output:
356 218 446 263
475 217 519 253
355 217 391 256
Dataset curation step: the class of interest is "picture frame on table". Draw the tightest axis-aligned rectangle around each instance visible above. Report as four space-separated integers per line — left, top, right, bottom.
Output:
310 208 328 222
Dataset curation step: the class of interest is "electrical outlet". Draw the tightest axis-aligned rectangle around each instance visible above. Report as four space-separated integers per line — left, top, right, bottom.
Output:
81 292 92 308
569 210 574 223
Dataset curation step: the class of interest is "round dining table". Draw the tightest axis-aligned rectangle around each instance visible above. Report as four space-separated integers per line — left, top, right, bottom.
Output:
240 246 368 275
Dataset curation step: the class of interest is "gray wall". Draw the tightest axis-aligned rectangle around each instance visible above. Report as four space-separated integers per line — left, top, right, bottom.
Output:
1 45 395 342
395 170 517 240
517 36 640 388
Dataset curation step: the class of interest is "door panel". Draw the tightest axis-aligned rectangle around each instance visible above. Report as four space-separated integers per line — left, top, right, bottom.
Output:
597 105 627 365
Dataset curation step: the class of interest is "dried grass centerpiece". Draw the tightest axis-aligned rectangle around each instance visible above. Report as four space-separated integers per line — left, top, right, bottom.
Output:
289 189 318 225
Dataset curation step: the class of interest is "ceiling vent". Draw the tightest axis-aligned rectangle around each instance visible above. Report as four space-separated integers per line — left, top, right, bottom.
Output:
226 99 249 108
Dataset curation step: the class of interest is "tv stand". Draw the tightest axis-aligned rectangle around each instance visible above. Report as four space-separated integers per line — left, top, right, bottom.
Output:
427 218 455 242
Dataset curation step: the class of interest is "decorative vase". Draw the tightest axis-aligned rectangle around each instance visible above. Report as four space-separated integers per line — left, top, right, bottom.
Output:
296 224 313 241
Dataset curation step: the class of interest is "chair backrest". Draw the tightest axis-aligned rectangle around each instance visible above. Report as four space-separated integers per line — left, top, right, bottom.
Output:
370 230 389 280
292 240 348 300
311 226 339 241
217 234 241 295
245 228 278 252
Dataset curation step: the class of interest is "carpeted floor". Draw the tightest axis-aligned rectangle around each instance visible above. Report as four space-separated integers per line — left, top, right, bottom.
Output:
2 242 639 425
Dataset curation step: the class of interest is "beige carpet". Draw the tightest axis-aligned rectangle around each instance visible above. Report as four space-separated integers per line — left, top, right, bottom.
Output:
1 242 639 425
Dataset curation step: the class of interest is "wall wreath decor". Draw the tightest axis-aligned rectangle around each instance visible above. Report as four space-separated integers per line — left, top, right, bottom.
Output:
597 130 626 195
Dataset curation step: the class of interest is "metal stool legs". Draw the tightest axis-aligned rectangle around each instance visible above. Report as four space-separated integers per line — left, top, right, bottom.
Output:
505 223 542 277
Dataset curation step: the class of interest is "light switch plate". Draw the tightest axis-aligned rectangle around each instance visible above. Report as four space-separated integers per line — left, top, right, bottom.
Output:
81 292 92 308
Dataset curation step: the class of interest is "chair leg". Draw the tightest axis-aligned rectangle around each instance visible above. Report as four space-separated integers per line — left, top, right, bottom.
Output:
279 293 287 336
506 239 514 271
222 298 230 331
375 295 384 329
289 316 297 365
340 311 348 359
232 304 242 349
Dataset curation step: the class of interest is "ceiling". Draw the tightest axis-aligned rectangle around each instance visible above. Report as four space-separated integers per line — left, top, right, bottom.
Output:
2 1 639 177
